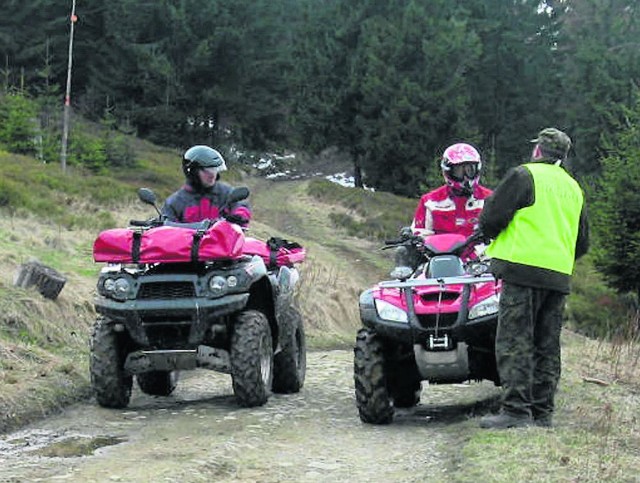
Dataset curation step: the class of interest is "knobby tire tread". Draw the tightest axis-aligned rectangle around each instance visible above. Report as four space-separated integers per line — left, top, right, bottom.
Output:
90 317 132 408
230 310 273 407
272 306 306 394
354 328 393 424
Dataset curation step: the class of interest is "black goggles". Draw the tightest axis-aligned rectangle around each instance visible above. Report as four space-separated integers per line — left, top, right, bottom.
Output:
449 162 478 181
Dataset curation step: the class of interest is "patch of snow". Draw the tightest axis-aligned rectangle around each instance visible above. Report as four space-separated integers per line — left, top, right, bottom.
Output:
256 158 274 170
325 172 375 191
326 172 355 187
273 153 296 160
266 171 290 179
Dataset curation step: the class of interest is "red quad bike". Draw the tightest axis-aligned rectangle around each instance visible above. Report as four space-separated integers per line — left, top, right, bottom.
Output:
354 231 501 424
91 187 306 409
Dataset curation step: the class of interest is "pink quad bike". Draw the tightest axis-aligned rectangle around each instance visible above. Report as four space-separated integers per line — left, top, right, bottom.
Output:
354 231 501 424
91 187 306 409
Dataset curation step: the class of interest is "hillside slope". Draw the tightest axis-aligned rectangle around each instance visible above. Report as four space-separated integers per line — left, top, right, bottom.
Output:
1 148 639 479
0 149 394 431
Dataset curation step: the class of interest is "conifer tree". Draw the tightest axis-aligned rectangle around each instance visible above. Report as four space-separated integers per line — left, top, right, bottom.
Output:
591 94 640 304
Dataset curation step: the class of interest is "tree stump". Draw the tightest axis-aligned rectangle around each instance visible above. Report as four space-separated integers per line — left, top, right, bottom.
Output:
14 260 67 300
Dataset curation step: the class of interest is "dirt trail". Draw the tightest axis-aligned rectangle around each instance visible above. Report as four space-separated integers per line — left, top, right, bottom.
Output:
0 350 499 483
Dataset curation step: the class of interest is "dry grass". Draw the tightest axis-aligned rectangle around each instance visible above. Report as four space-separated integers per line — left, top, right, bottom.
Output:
0 209 102 431
295 256 363 348
453 327 640 482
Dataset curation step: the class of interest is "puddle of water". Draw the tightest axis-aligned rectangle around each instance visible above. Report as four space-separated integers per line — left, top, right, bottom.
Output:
32 435 125 458
0 430 125 459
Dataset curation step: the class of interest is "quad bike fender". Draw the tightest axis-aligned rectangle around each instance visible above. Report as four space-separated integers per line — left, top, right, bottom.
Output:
265 267 301 354
452 313 498 348
246 274 282 352
274 266 299 294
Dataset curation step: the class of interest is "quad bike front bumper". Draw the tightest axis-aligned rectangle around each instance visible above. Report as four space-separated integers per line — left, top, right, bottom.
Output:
123 345 232 375
95 293 250 347
359 274 499 383
359 288 497 347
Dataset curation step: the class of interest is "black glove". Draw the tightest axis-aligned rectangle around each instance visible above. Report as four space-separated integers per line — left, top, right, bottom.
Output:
225 213 249 225
471 229 491 244
400 226 414 239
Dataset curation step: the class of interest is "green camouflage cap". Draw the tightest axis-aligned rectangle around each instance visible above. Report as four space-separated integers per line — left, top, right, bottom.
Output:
531 127 571 157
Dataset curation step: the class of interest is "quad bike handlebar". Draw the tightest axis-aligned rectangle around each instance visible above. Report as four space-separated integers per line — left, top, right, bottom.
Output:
383 229 487 258
382 229 493 286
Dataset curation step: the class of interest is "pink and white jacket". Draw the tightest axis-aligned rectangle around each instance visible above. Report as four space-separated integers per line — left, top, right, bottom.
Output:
161 182 252 225
411 184 493 237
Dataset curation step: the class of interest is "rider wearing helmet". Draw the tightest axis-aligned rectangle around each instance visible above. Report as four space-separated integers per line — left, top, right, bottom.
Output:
161 145 252 225
395 143 492 270
411 143 492 237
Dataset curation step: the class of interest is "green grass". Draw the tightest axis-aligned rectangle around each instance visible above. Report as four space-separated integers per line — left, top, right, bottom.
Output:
0 153 129 229
307 179 417 241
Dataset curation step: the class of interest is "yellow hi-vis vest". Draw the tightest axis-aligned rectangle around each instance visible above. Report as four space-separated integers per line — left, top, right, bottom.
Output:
486 163 583 275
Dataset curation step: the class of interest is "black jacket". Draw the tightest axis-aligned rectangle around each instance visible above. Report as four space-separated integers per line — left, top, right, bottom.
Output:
479 163 589 294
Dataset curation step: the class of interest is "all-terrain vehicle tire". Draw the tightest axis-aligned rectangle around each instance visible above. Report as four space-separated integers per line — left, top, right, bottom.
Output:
90 316 133 408
272 306 306 394
389 380 421 408
137 371 179 396
354 328 393 424
230 310 273 407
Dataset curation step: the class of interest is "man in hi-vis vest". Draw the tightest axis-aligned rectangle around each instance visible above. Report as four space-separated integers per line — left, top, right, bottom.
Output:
478 128 589 429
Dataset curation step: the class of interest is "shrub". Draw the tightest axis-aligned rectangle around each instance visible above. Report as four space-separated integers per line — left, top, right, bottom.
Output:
0 93 38 155
0 177 27 208
69 133 108 173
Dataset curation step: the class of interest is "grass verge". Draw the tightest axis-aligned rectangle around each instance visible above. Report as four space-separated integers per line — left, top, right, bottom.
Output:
446 329 640 482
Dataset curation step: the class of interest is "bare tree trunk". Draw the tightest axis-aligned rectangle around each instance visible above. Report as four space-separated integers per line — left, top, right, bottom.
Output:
354 158 363 188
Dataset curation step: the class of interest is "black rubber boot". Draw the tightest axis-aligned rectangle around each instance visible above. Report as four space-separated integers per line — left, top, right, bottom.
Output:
533 416 553 428
479 412 531 429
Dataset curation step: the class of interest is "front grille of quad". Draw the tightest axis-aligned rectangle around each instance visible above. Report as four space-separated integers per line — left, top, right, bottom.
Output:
138 281 196 299
420 291 459 303
416 312 458 330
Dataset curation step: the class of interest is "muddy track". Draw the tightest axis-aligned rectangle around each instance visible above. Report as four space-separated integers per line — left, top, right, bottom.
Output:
0 350 500 482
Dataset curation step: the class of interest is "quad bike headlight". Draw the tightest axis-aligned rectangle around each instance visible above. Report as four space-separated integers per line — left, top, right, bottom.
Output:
468 293 500 320
374 299 408 323
208 276 227 295
111 277 131 300
114 277 130 294
100 276 131 300
226 275 238 288
102 278 116 292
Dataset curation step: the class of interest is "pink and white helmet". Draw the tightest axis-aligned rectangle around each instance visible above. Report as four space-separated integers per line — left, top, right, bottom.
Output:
440 143 482 196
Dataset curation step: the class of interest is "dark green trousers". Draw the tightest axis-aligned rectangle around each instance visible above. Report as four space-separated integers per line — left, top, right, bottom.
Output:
496 282 566 420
